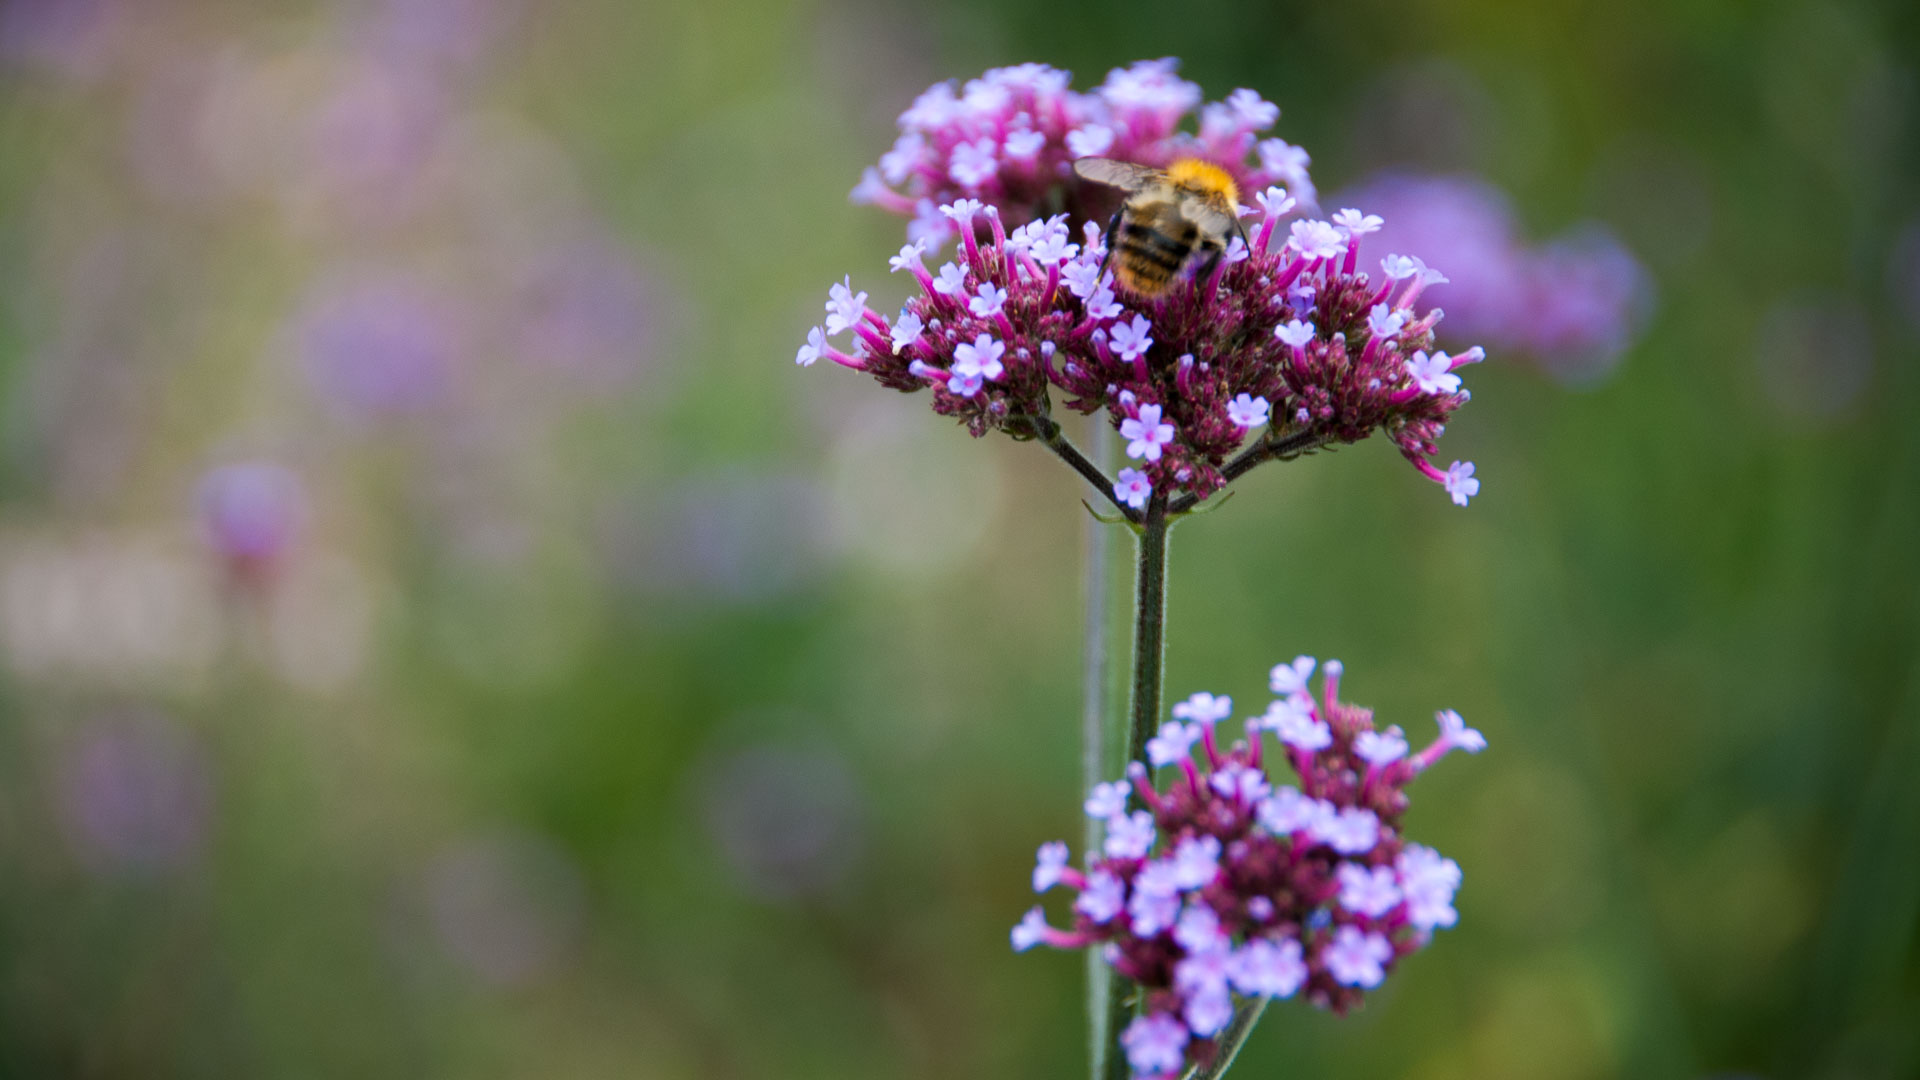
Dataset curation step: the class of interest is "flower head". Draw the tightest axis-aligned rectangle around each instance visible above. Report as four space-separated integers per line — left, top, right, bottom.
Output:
808 64 1484 511
1013 659 1480 1075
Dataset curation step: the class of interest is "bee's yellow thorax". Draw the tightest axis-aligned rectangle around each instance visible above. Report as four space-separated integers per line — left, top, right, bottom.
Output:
1166 158 1238 205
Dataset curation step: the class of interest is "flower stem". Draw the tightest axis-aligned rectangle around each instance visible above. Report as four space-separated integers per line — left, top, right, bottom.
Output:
1028 413 1141 523
1097 492 1173 1080
1082 417 1117 1079
1184 999 1270 1080
1168 429 1330 516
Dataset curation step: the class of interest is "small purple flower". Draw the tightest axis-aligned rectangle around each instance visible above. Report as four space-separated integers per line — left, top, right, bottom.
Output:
1397 844 1463 930
1146 720 1200 767
949 334 1005 397
795 326 826 367
1381 254 1424 281
1337 862 1404 918
1105 809 1158 859
1034 841 1070 892
1109 314 1155 363
1169 835 1222 890
1226 393 1271 429
1077 870 1126 923
1256 787 1319 834
1367 303 1407 340
1444 460 1479 506
1438 709 1485 750
1121 403 1176 462
1085 282 1125 321
1273 319 1316 348
1333 208 1384 237
1269 655 1315 695
1354 728 1409 767
1085 780 1129 818
825 276 868 337
1264 697 1330 751
889 240 927 273
1255 186 1297 221
1114 468 1152 510
1228 937 1307 998
1316 807 1380 855
1405 350 1462 395
931 261 968 295
1173 902 1228 954
1066 124 1116 158
1172 691 1233 725
1323 925 1393 988
1289 220 1345 260
1011 906 1051 952
1121 1013 1190 1076
890 310 924 354
968 281 1008 317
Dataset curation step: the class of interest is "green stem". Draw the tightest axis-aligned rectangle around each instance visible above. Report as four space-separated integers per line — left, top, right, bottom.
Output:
1184 999 1270 1080
1097 493 1172 1080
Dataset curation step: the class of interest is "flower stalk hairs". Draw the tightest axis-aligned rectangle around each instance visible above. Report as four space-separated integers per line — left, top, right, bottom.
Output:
794 58 1495 1080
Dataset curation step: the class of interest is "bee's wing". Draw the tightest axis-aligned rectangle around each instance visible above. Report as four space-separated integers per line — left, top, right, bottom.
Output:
1072 158 1162 192
1181 200 1238 242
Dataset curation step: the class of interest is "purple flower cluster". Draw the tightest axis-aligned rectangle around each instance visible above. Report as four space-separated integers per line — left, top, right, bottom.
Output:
798 195 1484 509
1340 172 1650 384
850 59 1316 243
1013 658 1485 1079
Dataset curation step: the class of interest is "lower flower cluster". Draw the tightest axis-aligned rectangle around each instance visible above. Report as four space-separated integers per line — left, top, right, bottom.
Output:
1012 658 1484 1079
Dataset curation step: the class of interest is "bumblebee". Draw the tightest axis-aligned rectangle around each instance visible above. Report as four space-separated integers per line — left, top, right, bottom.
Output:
1073 156 1249 298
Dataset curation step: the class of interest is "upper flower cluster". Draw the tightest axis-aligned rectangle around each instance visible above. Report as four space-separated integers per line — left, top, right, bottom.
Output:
798 194 1484 510
1013 658 1485 1079
850 60 1316 244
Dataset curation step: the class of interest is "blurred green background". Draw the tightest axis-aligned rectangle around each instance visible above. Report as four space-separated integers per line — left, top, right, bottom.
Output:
1 0 1916 1077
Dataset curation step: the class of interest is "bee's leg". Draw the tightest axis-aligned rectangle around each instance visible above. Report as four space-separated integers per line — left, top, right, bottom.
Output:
1097 211 1121 280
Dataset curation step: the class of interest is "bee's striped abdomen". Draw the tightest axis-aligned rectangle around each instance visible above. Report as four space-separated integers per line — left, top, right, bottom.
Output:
1113 202 1199 297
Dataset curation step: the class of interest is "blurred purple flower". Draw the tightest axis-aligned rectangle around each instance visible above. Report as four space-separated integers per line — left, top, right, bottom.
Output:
700 743 862 902
196 461 307 569
1340 171 1653 384
303 58 450 221
295 270 462 418
424 829 586 987
53 710 213 875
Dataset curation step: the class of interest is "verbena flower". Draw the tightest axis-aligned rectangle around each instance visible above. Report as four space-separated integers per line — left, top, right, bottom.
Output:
1340 171 1650 384
1011 659 1484 1079
798 193 1484 508
850 59 1314 241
